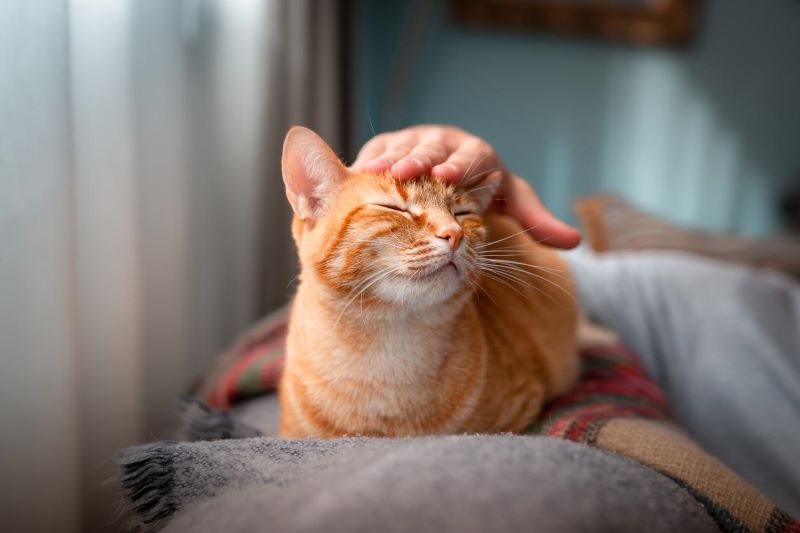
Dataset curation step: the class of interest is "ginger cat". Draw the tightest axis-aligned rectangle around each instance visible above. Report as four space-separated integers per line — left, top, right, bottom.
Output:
279 127 579 438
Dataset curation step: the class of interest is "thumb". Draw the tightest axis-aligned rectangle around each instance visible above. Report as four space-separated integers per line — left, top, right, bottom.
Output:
498 175 581 249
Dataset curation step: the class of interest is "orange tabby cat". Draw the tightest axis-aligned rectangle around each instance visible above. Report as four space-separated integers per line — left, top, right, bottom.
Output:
279 126 579 438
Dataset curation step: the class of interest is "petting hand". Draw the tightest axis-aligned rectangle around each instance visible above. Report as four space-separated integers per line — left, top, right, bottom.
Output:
350 125 581 249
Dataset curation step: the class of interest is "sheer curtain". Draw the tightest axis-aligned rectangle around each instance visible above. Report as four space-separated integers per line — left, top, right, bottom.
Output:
0 0 346 531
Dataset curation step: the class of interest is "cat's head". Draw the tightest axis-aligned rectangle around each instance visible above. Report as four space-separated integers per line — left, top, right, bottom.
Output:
282 126 501 313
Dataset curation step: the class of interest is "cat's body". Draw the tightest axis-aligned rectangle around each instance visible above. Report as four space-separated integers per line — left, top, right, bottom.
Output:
278 128 579 438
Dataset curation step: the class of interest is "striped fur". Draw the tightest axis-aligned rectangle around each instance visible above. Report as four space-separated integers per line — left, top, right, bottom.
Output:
279 127 579 438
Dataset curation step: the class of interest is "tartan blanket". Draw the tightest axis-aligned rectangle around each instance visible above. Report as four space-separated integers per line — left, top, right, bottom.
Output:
197 308 798 533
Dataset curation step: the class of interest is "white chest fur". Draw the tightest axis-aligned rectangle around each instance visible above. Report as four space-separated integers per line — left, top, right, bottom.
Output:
316 320 447 386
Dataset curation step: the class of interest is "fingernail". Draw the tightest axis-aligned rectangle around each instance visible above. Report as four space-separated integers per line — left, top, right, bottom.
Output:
403 156 424 168
433 163 458 174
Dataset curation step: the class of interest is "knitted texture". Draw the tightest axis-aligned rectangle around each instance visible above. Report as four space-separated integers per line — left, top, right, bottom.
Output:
119 435 718 533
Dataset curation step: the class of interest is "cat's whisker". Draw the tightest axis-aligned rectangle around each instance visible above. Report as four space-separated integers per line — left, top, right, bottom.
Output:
399 265 425 310
465 179 500 195
475 256 570 280
473 224 545 249
339 237 406 251
476 247 533 253
474 259 540 287
476 263 538 290
476 251 529 258
465 167 503 186
478 242 533 250
405 255 450 266
354 265 399 320
477 265 571 288
532 234 556 246
336 264 406 327
476 258 569 285
474 243 532 251
475 264 561 308
479 257 565 273
474 268 529 300
475 261 574 305
347 265 395 297
467 276 497 306
464 152 491 185
367 109 377 138
476 258 555 271
461 149 484 184
401 245 436 257
344 263 401 295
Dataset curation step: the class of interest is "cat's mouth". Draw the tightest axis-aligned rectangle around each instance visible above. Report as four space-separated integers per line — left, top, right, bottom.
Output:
407 261 458 280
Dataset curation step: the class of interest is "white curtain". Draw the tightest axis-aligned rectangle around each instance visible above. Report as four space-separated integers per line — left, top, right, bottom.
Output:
0 0 344 531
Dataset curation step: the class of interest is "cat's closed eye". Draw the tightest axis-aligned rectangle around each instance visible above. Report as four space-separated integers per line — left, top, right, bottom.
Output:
372 203 409 214
454 210 475 217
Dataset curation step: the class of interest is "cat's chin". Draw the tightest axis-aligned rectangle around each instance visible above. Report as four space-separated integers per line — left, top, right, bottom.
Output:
371 266 466 311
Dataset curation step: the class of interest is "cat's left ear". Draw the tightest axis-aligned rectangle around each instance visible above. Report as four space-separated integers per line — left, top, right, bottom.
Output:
465 170 503 213
282 126 347 221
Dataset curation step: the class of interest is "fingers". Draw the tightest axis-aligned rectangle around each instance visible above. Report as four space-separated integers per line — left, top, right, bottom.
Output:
431 136 500 186
351 126 463 180
390 130 450 180
350 129 420 175
499 175 582 249
350 136 387 169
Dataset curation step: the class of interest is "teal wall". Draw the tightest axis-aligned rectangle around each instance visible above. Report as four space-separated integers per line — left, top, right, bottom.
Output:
355 0 800 235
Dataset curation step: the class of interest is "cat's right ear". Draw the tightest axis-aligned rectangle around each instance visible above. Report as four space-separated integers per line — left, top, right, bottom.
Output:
282 126 347 221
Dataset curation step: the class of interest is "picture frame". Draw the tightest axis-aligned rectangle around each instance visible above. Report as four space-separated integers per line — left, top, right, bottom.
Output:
453 0 699 46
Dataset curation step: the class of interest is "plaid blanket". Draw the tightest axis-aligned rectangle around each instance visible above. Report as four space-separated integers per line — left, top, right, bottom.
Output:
197 308 798 533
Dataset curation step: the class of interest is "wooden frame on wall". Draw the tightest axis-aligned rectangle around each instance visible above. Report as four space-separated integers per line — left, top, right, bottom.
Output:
453 0 699 46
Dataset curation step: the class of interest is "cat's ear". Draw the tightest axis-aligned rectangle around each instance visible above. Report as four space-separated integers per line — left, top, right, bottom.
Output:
465 170 503 213
282 126 347 220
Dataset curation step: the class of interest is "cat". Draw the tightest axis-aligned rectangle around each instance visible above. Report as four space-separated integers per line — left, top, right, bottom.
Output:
279 126 579 438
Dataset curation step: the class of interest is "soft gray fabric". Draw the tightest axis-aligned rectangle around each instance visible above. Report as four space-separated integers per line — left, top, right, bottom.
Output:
230 394 281 435
179 402 264 441
118 435 716 533
566 249 800 515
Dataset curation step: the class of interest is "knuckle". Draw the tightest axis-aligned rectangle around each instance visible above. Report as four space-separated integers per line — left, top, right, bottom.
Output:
416 143 445 158
446 125 468 137
388 142 416 154
370 132 394 145
469 136 490 152
359 139 385 155
449 151 473 164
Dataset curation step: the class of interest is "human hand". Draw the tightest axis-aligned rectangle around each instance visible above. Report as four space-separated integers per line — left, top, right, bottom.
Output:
350 125 581 249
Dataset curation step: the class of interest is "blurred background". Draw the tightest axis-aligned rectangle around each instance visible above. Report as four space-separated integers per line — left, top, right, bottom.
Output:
1 0 798 531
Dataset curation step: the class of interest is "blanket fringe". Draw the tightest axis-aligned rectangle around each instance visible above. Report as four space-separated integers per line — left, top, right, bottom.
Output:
117 442 179 532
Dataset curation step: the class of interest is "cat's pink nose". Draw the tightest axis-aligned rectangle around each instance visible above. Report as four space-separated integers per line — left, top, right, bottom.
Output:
437 227 463 251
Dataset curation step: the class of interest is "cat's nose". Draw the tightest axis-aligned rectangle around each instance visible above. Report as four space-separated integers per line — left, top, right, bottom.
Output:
436 226 463 251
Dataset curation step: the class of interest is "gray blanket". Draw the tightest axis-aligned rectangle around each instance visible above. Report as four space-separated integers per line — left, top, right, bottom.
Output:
118 249 800 530
118 434 715 533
